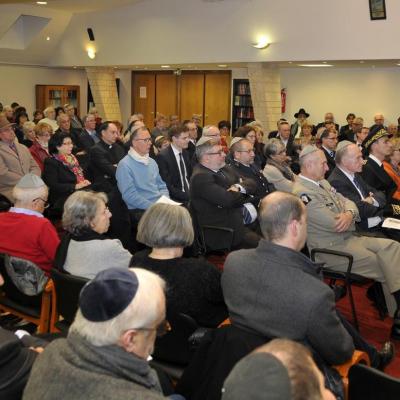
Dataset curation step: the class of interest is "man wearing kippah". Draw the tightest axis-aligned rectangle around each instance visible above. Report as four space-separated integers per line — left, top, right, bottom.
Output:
293 144 400 340
23 268 177 400
0 174 59 276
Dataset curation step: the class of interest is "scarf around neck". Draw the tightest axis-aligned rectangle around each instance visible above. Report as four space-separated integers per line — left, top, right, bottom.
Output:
267 157 295 181
129 148 150 165
54 153 85 183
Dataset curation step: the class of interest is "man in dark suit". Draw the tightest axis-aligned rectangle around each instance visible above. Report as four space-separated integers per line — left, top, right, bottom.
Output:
339 113 356 139
361 125 398 203
315 112 339 133
183 120 198 159
339 117 363 142
328 141 400 241
156 124 192 203
226 138 275 209
190 137 260 250
320 129 338 178
79 114 100 152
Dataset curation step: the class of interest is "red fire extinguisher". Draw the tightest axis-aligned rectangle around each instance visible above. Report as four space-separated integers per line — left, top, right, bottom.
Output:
281 88 286 113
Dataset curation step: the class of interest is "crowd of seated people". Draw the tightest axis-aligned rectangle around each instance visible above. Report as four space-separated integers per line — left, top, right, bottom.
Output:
2 100 400 399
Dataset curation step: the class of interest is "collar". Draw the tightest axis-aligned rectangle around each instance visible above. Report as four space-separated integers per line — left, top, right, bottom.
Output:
171 143 182 156
10 207 43 218
322 145 334 155
234 159 250 167
337 166 355 181
128 148 149 165
299 174 320 187
369 154 382 167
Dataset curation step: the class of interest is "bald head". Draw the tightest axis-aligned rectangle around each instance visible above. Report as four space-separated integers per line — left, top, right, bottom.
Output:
335 143 364 174
374 114 384 125
259 192 306 250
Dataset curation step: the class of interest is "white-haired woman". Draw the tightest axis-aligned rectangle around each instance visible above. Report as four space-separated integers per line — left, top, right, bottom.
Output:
130 203 228 328
54 191 131 279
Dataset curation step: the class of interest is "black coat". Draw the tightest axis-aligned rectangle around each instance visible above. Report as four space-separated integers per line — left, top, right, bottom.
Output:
156 146 192 202
78 130 97 153
89 140 126 192
225 161 275 208
328 167 386 231
189 164 256 249
361 157 398 202
321 147 336 178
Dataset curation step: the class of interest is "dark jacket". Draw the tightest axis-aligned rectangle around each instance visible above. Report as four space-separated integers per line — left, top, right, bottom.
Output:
321 146 336 178
190 164 256 249
89 140 126 192
225 160 275 208
328 167 386 232
156 146 192 202
361 156 398 202
221 240 355 365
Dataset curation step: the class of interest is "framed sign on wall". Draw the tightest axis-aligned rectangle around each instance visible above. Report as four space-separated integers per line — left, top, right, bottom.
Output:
369 0 386 20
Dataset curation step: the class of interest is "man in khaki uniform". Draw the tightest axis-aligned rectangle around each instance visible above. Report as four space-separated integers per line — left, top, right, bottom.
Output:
293 145 400 339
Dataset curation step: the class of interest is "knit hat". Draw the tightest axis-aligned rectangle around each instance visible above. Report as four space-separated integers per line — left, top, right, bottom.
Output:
15 174 45 189
221 353 291 400
79 268 139 322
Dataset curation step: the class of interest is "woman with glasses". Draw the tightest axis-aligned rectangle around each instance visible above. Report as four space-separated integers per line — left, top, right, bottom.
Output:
263 138 297 193
54 191 131 279
43 132 91 212
130 203 228 328
233 125 265 169
29 122 52 171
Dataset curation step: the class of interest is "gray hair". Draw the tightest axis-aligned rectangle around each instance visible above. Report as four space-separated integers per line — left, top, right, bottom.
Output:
82 114 95 126
70 268 166 347
202 125 219 137
62 191 108 235
43 107 55 117
259 192 305 241
196 138 220 162
13 184 48 206
335 143 352 165
137 203 194 248
264 138 285 158
22 121 36 135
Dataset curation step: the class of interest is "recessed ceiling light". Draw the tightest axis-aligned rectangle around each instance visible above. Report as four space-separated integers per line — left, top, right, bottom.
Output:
288 61 293 64
297 64 333 67
46 36 50 41
218 64 228 68
322 61 327 64
113 67 118 69
36 1 47 4
252 36 270 49
161 65 170 68
359 61 365 64
397 64 400 66
73 66 77 69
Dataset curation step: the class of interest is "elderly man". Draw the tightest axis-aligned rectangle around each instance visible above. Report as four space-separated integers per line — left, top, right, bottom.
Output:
293 145 400 339
23 268 170 400
151 113 169 140
0 174 59 276
79 114 100 151
373 113 385 127
64 103 83 129
0 116 40 202
226 138 274 208
361 125 398 202
156 124 192 203
190 137 260 250
38 106 58 131
320 129 338 178
290 108 309 138
116 126 169 221
329 141 400 240
315 112 340 133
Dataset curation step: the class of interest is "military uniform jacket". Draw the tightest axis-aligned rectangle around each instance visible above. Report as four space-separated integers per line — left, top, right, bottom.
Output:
293 176 359 249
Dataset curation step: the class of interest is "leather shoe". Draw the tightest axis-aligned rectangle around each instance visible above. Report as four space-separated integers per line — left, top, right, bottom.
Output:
376 341 395 371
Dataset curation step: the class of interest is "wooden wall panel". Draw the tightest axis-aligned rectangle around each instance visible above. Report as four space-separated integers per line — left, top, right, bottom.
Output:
156 73 177 118
132 72 155 127
179 73 205 125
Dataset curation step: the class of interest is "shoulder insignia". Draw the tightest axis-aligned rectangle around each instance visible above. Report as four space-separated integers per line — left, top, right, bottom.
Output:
392 204 400 216
300 194 312 205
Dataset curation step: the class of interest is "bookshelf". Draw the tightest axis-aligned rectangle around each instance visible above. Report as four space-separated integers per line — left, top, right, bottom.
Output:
232 79 254 131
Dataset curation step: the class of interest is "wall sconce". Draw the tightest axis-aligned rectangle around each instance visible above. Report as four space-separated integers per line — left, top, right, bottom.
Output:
87 46 96 59
252 36 270 49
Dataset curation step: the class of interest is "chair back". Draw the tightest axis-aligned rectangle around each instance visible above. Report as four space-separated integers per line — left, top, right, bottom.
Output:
348 363 400 400
0 194 12 212
51 269 88 329
0 254 41 308
153 312 200 365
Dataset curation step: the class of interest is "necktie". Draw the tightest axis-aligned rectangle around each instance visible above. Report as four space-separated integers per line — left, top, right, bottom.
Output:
353 175 367 198
9 142 18 154
179 153 189 193
330 150 335 158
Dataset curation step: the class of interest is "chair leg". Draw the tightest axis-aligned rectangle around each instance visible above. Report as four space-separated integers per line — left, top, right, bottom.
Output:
347 281 359 332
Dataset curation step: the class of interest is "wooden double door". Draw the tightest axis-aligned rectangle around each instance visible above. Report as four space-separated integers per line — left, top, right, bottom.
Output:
132 71 231 127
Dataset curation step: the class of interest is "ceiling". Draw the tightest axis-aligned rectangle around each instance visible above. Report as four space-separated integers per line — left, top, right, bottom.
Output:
0 0 144 14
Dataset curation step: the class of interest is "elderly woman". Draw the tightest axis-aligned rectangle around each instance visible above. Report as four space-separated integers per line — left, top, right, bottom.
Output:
29 122 52 171
263 138 297 193
383 138 400 202
295 121 315 149
54 191 131 279
130 203 228 327
43 132 91 210
21 121 36 148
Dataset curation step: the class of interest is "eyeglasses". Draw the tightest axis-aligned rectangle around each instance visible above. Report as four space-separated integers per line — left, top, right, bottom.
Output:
135 320 171 337
326 137 338 141
206 150 225 156
33 197 49 208
134 138 152 143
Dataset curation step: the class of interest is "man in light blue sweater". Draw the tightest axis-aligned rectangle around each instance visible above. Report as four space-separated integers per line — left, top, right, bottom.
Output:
116 127 169 219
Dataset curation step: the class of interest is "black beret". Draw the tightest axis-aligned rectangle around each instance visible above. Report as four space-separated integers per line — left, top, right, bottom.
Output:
79 268 139 322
